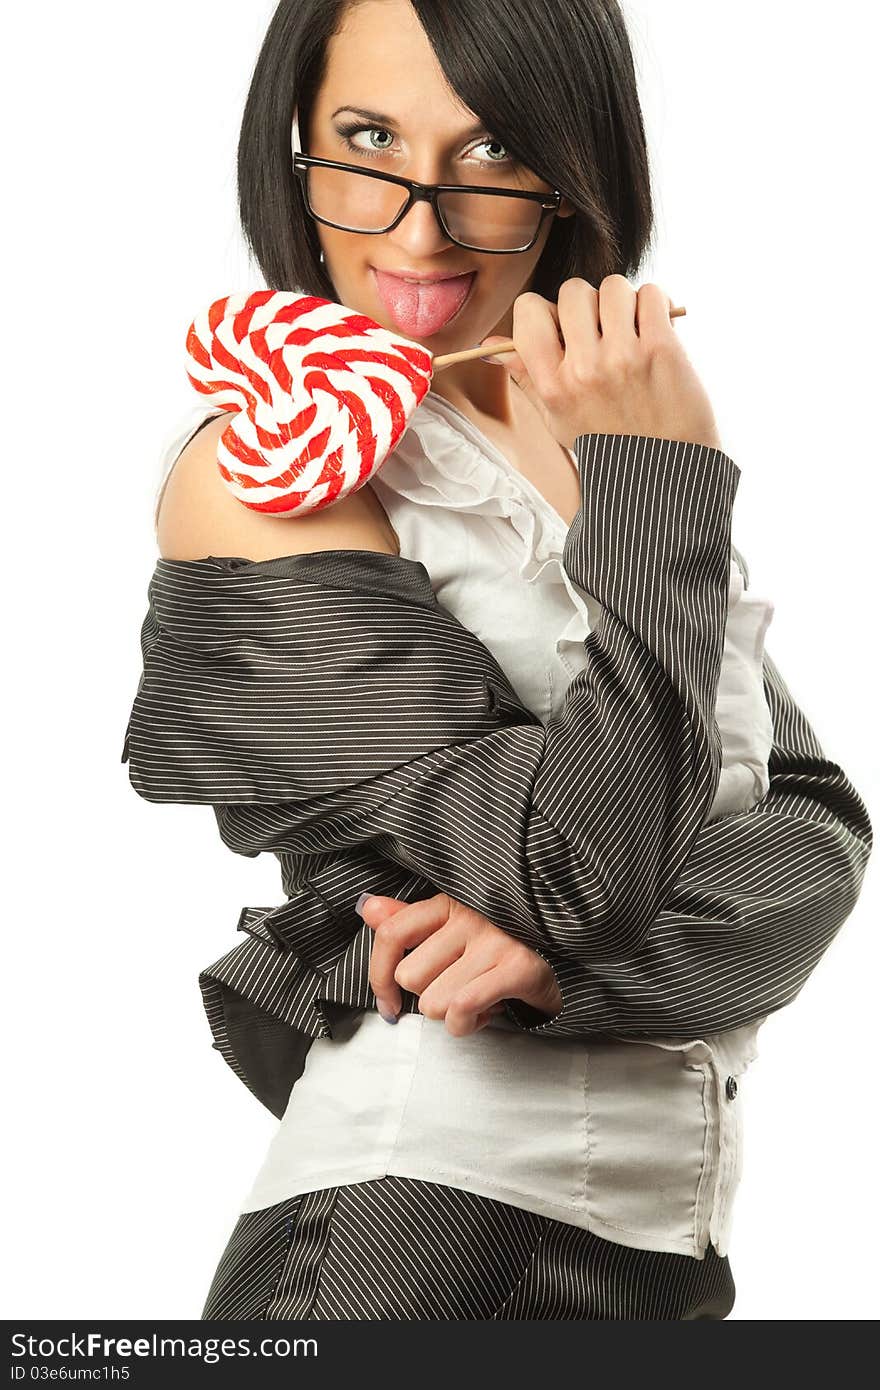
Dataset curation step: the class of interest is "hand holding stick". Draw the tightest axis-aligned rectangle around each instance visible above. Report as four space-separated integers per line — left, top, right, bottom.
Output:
433 304 686 371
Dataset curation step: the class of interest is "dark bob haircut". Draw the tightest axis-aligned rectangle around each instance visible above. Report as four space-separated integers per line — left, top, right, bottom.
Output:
237 0 655 303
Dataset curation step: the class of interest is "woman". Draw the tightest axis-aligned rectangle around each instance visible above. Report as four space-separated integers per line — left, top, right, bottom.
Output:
126 0 871 1319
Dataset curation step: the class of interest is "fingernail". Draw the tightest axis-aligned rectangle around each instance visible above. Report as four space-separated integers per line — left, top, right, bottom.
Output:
355 892 375 917
378 1005 399 1024
480 354 505 366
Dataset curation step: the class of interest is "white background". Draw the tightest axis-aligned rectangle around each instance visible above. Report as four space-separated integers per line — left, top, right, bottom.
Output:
3 0 877 1320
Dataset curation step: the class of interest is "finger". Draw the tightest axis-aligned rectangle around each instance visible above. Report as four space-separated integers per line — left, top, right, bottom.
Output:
511 292 565 404
357 894 412 1018
479 301 563 386
447 966 510 1036
555 276 600 377
477 333 514 366
433 961 522 1037
478 293 561 363
597 272 639 343
356 893 411 925
392 920 470 996
478 294 563 415
364 894 454 1017
358 893 425 1016
408 930 503 1017
473 1004 507 1031
468 999 509 1032
635 282 677 349
446 946 554 1035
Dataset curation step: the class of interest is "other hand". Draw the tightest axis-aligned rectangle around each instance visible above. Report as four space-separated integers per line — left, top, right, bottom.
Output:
356 891 564 1035
479 273 723 452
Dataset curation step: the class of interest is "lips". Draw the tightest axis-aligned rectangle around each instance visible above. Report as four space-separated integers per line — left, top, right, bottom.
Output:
371 268 476 338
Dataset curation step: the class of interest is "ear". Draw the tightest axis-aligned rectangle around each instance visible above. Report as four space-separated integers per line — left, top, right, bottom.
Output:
556 196 577 219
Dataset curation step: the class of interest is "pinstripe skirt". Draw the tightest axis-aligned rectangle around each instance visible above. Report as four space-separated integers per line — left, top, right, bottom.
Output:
200 1175 736 1320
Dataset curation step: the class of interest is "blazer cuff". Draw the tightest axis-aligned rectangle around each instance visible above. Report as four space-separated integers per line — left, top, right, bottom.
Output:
501 951 609 1037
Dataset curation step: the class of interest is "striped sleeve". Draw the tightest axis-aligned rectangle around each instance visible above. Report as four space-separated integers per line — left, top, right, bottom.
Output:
272 577 872 1041
123 433 741 966
502 618 873 1037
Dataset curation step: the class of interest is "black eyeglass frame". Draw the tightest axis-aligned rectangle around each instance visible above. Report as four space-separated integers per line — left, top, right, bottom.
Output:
292 152 563 254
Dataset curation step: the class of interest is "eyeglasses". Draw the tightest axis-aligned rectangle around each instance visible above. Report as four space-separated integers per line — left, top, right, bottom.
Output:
292 152 562 254
291 152 563 255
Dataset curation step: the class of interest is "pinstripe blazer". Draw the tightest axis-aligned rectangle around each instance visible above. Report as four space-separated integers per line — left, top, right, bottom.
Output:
122 431 872 1121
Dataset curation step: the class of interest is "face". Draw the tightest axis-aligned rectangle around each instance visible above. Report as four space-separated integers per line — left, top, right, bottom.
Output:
304 0 573 353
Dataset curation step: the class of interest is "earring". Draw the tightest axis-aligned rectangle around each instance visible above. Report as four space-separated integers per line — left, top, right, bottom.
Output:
319 249 325 265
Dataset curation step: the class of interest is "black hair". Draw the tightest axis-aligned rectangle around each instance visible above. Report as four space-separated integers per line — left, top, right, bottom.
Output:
237 0 655 301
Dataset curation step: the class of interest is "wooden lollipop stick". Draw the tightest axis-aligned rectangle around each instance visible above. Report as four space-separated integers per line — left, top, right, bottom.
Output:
432 304 687 371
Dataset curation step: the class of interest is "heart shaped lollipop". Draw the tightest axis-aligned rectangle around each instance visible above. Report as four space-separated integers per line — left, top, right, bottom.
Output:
185 290 435 516
185 288 688 517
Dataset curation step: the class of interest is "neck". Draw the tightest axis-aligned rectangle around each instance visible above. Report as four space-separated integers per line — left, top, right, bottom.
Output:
430 361 516 425
428 302 516 425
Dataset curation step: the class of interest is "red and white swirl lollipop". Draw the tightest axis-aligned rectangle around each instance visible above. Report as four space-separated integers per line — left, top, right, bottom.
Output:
185 288 687 517
185 290 436 517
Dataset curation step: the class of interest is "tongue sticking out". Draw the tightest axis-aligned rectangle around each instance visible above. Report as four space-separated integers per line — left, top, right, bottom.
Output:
373 269 475 338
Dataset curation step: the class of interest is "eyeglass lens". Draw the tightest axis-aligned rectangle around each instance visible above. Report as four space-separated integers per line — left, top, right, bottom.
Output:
304 166 542 252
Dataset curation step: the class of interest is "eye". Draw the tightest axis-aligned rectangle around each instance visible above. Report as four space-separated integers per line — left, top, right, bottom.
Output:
335 123 396 159
472 138 511 164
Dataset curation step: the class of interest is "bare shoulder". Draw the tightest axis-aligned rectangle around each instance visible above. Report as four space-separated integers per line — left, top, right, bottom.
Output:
155 412 400 561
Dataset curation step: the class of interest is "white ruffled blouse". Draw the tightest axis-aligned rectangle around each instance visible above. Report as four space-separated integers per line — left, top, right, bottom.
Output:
156 390 775 1259
369 389 774 819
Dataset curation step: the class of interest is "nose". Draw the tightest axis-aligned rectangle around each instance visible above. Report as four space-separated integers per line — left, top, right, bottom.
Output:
387 189 454 257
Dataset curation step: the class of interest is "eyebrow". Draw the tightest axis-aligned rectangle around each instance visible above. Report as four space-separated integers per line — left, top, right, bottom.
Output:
330 105 488 138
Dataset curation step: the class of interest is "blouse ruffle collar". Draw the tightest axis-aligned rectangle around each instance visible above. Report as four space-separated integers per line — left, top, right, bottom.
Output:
381 389 605 665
